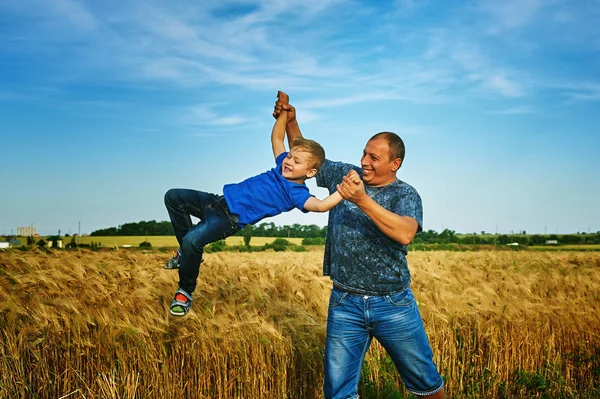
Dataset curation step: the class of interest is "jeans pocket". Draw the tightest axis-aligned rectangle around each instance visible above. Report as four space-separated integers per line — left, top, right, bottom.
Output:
329 289 347 308
386 288 415 307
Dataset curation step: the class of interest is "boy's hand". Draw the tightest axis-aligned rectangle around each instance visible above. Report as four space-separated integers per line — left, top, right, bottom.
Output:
337 170 366 203
345 169 362 185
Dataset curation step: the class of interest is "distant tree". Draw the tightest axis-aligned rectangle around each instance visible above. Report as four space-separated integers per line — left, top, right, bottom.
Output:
207 240 226 252
302 237 326 245
497 235 510 245
560 234 583 245
438 229 459 243
460 235 481 245
27 236 35 245
267 238 290 252
242 225 252 247
529 235 546 245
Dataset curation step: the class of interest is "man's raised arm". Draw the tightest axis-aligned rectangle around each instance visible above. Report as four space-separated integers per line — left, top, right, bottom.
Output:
273 91 303 145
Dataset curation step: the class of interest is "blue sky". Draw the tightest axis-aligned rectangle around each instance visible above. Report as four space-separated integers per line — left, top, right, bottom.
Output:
1 0 599 236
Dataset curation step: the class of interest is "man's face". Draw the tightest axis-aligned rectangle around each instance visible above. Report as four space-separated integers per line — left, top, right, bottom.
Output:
361 137 401 187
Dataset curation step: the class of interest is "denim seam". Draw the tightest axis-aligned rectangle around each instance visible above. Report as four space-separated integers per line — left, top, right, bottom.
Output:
406 381 444 396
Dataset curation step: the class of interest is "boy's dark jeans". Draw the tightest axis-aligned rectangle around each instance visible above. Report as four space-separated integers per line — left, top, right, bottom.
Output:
164 188 240 294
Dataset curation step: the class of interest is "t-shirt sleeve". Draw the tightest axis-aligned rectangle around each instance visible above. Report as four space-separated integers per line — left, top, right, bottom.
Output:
316 159 361 194
275 152 288 168
291 185 313 213
392 185 423 233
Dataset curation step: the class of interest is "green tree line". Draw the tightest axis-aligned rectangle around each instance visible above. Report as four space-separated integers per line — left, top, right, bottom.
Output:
90 221 174 236
414 229 600 245
88 221 600 245
90 221 326 238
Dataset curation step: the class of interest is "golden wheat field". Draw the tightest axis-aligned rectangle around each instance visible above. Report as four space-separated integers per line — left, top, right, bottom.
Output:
61 236 304 248
0 249 599 398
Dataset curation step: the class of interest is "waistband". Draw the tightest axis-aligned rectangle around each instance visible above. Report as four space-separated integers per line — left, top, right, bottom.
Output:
333 283 407 297
333 284 372 296
211 196 239 225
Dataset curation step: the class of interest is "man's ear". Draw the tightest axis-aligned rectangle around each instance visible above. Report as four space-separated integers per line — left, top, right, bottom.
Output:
306 168 318 179
392 158 402 172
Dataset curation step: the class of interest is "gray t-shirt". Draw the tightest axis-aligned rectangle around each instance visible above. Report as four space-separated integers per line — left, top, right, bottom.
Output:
316 159 423 295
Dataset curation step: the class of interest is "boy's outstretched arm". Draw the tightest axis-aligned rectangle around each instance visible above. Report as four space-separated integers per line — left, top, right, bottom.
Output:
271 91 289 159
302 171 361 212
303 191 344 213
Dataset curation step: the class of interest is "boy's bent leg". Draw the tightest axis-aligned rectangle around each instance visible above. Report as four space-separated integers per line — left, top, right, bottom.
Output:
372 289 444 397
324 288 372 399
177 202 240 295
164 189 220 246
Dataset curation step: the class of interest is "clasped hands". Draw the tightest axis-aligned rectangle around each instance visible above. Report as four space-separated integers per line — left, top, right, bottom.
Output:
337 170 365 203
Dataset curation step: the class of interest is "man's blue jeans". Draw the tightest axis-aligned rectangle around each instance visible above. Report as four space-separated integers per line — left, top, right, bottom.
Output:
164 188 240 294
324 286 444 398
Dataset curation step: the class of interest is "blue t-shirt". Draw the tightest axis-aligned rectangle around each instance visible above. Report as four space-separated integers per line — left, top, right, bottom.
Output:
316 159 423 295
223 152 312 228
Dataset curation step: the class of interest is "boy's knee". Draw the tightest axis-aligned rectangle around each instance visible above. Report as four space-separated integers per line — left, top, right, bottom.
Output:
164 188 179 205
182 234 203 254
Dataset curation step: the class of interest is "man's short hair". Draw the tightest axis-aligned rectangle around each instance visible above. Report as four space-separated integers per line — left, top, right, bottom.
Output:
290 138 325 171
370 132 405 164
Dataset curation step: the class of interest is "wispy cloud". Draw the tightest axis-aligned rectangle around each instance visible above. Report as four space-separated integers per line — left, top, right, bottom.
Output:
1 0 598 117
563 83 600 102
486 106 535 115
50 0 97 30
185 104 249 126
475 0 545 34
486 74 524 97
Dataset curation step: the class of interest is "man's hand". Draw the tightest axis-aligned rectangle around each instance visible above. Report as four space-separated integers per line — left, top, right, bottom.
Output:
336 170 366 204
345 170 362 185
277 90 289 105
273 91 296 124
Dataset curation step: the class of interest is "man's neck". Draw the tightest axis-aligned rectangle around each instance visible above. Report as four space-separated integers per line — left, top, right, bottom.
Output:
366 177 397 188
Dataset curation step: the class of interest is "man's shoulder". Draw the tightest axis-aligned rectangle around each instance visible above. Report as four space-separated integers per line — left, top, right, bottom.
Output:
394 179 420 196
319 159 359 178
324 158 357 169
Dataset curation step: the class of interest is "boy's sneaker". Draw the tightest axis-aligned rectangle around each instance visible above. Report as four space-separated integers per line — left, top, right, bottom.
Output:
164 250 180 269
170 288 193 316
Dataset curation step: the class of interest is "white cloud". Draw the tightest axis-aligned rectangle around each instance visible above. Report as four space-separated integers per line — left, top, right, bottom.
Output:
185 104 248 126
486 74 523 97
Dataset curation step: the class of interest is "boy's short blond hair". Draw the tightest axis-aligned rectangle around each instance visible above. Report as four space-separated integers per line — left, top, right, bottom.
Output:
290 138 325 171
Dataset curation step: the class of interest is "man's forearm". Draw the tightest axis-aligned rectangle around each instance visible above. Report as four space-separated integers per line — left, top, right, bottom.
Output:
286 119 303 145
354 196 419 245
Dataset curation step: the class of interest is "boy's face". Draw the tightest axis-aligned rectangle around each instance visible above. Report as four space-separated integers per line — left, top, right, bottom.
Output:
282 148 317 183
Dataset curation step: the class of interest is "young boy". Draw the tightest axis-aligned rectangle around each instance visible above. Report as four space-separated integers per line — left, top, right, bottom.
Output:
164 91 357 316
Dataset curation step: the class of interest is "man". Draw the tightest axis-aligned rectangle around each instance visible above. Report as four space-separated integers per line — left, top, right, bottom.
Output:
274 94 445 399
